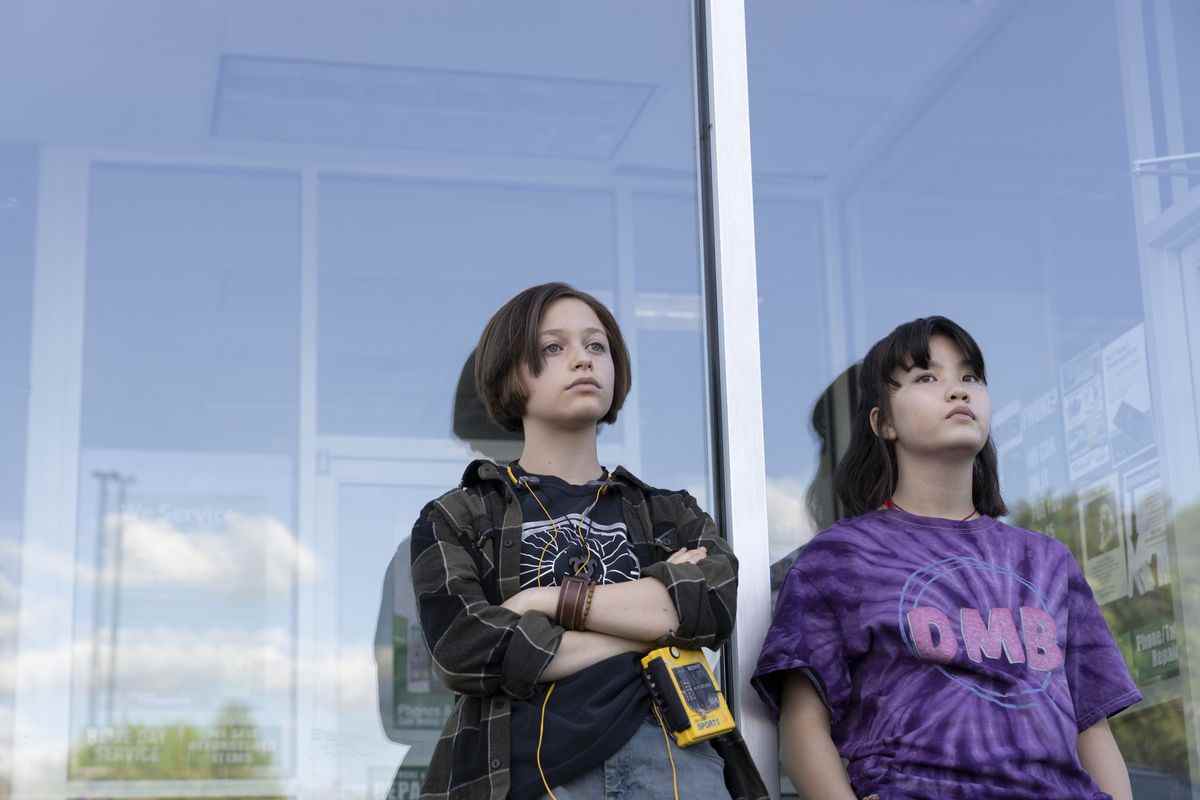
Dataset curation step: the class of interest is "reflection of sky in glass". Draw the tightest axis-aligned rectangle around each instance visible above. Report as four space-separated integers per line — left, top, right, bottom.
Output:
754 197 828 493
629 192 708 498
4 2 710 795
318 177 618 439
83 165 301 453
67 165 303 775
752 0 1152 547
1170 0 1200 190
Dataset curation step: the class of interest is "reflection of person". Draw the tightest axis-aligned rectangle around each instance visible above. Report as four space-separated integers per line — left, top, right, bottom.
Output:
1085 495 1120 557
768 365 858 591
751 316 1141 800
402 284 766 800
376 351 523 747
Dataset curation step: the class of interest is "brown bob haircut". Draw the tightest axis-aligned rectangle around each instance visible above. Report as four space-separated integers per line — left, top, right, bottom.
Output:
474 283 632 432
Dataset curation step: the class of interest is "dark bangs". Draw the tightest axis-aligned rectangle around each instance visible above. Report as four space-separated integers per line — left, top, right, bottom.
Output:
833 316 1007 519
878 317 989 391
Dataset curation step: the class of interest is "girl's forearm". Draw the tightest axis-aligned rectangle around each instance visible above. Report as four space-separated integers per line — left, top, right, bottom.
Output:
782 718 858 800
781 673 858 800
541 630 651 681
584 578 679 641
1077 719 1133 800
513 579 681 641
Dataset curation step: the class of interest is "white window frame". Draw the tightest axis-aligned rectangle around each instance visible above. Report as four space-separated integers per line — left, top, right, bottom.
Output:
697 0 777 794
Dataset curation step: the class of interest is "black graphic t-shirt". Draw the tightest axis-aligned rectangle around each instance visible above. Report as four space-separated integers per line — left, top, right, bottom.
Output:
512 464 640 588
507 463 651 799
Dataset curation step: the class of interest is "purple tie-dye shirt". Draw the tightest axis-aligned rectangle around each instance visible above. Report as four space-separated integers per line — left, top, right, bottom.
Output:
753 508 1142 800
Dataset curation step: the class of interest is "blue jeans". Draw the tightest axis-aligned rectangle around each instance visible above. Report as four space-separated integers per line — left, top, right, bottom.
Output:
541 716 730 800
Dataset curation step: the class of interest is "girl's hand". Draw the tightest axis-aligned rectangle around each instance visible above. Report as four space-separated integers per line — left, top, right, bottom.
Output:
667 546 707 565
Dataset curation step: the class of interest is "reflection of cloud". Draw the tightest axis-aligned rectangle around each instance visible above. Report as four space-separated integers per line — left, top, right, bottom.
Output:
118 511 318 593
665 476 818 559
0 539 70 579
0 541 58 640
7 740 64 790
0 513 318 599
767 476 817 561
2 627 383 709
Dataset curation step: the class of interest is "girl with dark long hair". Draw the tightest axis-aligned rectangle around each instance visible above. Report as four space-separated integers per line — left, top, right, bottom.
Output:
753 316 1140 799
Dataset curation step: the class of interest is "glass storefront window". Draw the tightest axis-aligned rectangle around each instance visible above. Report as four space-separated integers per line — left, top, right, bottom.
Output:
2 4 717 798
749 0 1200 795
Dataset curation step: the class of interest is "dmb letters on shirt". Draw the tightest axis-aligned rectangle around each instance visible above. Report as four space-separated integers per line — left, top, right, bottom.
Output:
753 509 1142 800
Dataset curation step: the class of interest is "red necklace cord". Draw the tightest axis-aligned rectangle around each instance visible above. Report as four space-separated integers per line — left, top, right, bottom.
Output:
885 498 978 522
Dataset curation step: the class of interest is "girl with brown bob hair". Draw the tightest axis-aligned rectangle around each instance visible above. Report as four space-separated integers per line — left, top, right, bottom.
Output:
406 283 766 800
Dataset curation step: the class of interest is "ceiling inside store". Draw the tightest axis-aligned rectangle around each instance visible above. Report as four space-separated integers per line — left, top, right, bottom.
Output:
0 0 1027 183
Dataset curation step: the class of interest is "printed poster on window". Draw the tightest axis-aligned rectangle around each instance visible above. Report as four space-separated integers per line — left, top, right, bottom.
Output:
993 400 1022 455
1102 324 1155 465
1020 388 1069 502
1004 387 1085 564
1077 473 1128 605
1061 350 1110 482
1124 460 1170 596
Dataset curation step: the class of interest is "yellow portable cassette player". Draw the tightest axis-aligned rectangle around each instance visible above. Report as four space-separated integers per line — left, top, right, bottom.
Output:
640 646 736 747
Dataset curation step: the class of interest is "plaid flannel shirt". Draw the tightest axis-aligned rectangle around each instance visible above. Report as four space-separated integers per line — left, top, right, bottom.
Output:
403 459 764 800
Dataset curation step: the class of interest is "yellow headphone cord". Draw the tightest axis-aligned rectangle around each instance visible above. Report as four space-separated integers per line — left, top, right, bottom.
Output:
536 686 681 800
536 683 558 799
507 464 680 800
506 464 606 585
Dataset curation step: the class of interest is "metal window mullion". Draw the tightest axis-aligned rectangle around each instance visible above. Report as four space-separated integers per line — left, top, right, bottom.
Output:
697 1 778 795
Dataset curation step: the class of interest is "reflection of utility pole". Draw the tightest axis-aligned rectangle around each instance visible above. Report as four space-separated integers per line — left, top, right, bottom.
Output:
89 469 133 729
107 473 134 726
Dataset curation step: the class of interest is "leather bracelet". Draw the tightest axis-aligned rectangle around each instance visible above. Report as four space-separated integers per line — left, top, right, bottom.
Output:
556 575 590 630
569 576 590 630
554 578 571 626
577 583 596 631
567 577 589 630
570 579 588 631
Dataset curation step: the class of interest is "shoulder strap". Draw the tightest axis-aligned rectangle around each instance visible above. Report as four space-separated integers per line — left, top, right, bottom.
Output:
433 486 489 542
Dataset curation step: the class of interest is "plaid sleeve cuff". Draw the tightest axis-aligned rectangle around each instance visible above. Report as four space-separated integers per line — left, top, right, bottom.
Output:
500 611 564 699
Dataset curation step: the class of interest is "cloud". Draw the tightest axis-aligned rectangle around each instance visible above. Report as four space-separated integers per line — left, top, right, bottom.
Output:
2 626 388 710
0 511 318 600
766 476 818 560
116 511 318 594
